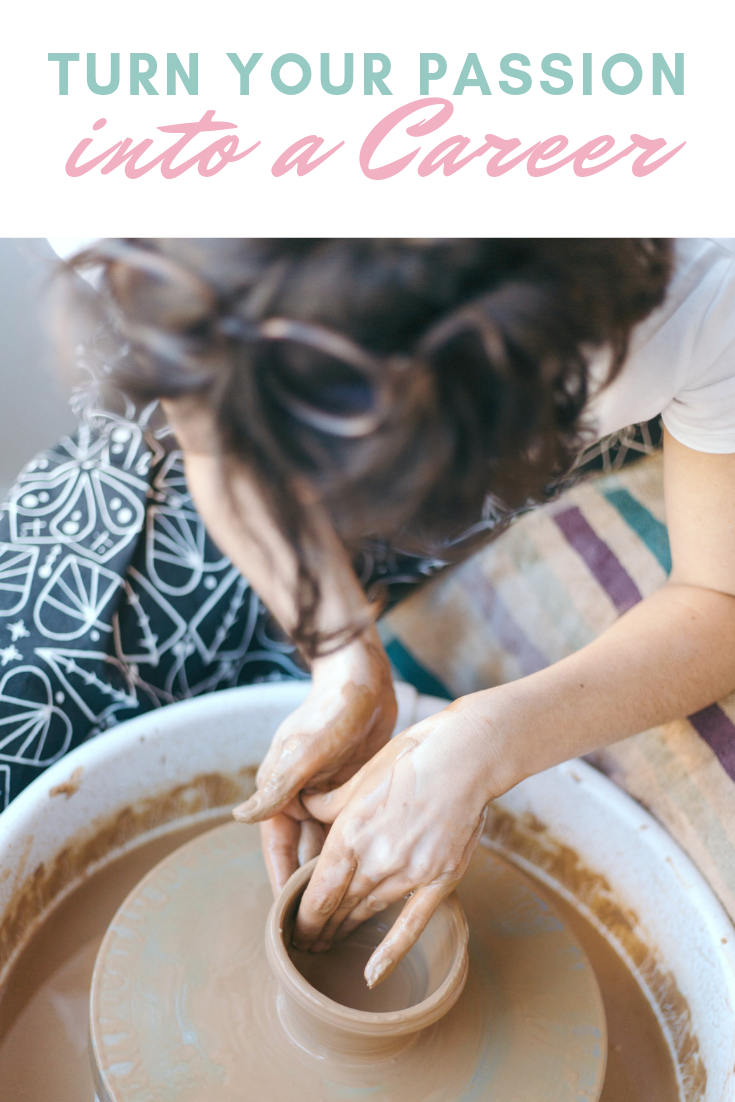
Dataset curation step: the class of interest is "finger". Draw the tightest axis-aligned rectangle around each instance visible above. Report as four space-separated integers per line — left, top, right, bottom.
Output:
282 794 313 822
307 869 386 947
234 690 367 824
233 768 306 824
364 882 450 989
331 876 412 943
301 773 360 824
361 814 487 987
333 813 487 946
297 819 326 867
259 815 301 896
292 853 357 950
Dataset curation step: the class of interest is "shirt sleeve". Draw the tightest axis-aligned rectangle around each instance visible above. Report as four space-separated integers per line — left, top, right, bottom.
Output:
662 339 735 453
661 240 735 454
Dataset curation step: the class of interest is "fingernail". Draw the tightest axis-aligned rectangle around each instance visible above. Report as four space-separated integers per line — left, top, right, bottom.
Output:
232 795 261 822
292 939 309 953
311 940 331 954
365 956 392 988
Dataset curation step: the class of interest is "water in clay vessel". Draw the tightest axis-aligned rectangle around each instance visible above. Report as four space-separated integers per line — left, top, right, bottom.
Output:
89 820 607 1101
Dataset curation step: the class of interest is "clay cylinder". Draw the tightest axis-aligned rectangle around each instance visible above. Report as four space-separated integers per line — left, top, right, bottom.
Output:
265 858 469 1063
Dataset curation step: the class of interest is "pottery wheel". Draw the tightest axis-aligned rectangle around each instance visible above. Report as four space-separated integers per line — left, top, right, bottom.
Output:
90 822 607 1102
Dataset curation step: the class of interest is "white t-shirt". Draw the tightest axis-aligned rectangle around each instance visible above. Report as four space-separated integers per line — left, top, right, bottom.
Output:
588 238 735 453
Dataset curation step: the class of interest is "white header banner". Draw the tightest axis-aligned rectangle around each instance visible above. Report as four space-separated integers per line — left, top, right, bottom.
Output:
2 0 730 235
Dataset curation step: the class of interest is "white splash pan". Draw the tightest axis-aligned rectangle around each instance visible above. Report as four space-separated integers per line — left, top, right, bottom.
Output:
1 681 734 1101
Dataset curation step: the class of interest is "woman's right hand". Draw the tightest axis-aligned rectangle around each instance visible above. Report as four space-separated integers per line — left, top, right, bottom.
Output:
292 695 504 986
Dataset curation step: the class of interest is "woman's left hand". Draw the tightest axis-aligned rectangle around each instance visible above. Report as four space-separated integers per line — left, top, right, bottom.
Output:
233 630 398 893
292 697 513 988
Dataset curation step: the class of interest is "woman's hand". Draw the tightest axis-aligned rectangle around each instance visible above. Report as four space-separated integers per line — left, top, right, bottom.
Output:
234 629 398 892
291 698 513 988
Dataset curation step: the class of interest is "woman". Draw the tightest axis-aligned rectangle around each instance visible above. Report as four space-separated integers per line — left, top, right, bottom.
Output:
13 237 735 989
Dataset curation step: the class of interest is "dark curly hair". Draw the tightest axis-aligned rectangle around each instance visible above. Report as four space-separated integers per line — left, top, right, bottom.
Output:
63 238 673 655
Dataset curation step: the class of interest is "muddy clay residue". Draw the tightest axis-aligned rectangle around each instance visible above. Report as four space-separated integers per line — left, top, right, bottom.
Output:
0 800 687 1102
89 823 606 1102
548 882 680 1102
0 768 256 985
484 804 703 1102
0 818 232 1099
48 766 84 800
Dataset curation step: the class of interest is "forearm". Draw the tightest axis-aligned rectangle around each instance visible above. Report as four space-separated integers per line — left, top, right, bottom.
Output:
465 582 735 794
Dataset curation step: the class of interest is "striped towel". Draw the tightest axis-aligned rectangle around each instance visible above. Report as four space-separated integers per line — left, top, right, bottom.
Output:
382 453 735 921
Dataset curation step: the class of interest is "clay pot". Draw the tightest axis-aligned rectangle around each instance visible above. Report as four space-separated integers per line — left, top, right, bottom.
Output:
265 857 469 1063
